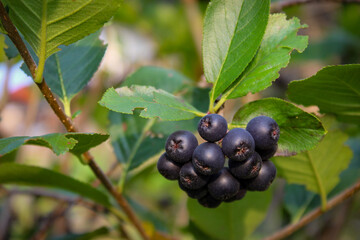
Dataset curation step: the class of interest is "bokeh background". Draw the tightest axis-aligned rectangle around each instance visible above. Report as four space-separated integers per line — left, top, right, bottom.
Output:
0 0 360 239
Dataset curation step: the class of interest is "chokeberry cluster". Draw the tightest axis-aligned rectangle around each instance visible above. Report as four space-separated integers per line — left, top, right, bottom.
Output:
157 114 280 208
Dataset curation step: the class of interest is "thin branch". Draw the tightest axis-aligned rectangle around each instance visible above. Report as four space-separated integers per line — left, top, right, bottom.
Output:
271 0 360 13
263 179 360 240
0 3 149 240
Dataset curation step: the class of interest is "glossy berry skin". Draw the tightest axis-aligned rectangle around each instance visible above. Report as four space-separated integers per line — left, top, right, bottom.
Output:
157 153 182 180
246 116 280 151
178 180 208 199
229 152 262 179
242 160 277 191
257 143 278 160
224 188 247 203
208 168 240 201
165 130 198 163
192 142 225 176
198 114 227 142
198 194 222 208
179 162 209 190
222 128 255 161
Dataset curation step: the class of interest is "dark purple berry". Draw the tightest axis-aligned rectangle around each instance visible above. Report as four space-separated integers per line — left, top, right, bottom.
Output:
165 130 198 163
224 188 247 203
179 162 209 190
157 153 182 180
257 143 278 160
192 142 225 176
208 168 240 201
242 160 277 191
222 128 255 161
246 116 280 151
198 114 227 142
229 152 262 180
178 180 208 199
198 194 222 208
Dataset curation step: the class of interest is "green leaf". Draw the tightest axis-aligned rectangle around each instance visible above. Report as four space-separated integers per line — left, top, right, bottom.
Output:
231 98 326 153
4 0 120 60
21 32 106 103
203 0 270 107
122 66 192 94
284 184 316 223
99 86 204 121
272 129 353 209
0 163 111 207
287 65 360 124
0 133 109 156
226 14 308 99
188 191 272 240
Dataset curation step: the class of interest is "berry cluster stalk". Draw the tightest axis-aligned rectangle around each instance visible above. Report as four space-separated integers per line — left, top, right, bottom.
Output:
0 3 149 240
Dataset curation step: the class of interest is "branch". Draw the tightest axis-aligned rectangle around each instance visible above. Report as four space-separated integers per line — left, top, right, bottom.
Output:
271 0 360 13
263 179 360 240
0 3 149 240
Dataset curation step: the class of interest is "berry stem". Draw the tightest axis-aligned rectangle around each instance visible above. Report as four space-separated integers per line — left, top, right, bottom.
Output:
228 123 247 129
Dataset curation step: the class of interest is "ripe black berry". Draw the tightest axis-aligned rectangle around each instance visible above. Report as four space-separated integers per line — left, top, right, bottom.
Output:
157 153 182 180
246 116 280 151
222 128 255 161
208 168 240 201
178 180 208 199
242 160 277 191
224 188 247 202
165 130 198 163
192 142 225 175
179 162 209 190
257 143 278 160
198 194 222 208
198 114 227 142
229 152 262 179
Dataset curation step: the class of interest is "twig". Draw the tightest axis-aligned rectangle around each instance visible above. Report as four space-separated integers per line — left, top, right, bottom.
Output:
271 0 360 13
0 3 149 240
263 179 360 240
